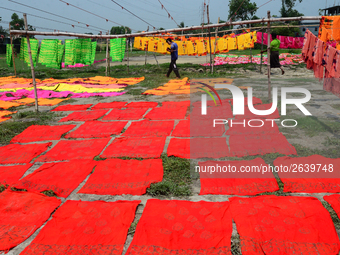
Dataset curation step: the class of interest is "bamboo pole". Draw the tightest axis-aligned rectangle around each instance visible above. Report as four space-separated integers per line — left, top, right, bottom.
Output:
105 31 109 76
260 26 264 74
212 17 220 73
267 11 272 101
9 23 17 77
10 17 321 39
207 5 213 74
126 28 129 74
23 14 38 112
152 28 160 68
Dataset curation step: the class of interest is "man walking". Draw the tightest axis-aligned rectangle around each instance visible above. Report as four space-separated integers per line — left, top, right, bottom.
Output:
166 38 181 78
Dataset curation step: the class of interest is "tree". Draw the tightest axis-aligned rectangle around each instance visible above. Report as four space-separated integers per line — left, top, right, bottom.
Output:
0 17 8 38
228 0 257 26
110 26 131 35
280 0 303 17
9 13 35 38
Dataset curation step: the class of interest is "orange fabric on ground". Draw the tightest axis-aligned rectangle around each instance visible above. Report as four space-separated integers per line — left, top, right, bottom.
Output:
0 101 21 109
0 110 16 118
38 98 69 106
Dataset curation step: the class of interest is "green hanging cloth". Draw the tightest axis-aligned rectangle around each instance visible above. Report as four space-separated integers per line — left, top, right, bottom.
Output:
110 38 126 62
20 37 39 67
80 38 92 65
91 41 97 64
57 41 65 66
6 44 13 67
64 39 75 65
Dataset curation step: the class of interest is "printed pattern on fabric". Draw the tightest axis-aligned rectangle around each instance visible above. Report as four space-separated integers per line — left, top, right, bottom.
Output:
199 158 279 195
0 164 33 186
21 200 140 255
126 199 232 255
0 190 61 252
229 195 340 255
78 159 163 195
274 155 340 193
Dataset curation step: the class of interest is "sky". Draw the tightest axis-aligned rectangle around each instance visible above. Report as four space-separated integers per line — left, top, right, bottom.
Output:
0 0 334 38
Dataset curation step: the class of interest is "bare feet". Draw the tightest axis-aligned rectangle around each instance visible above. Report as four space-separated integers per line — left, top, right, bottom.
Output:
282 70 285 75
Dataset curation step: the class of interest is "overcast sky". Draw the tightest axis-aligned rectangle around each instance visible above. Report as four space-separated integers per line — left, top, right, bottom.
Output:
0 0 333 36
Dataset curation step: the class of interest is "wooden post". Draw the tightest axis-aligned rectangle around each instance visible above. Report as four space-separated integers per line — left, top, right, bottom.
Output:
267 11 272 101
212 17 220 73
23 14 38 112
105 31 109 76
207 5 213 73
260 26 264 74
145 26 149 66
9 23 17 77
152 28 160 67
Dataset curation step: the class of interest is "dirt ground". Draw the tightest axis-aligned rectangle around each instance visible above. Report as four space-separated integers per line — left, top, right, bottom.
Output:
6 60 340 254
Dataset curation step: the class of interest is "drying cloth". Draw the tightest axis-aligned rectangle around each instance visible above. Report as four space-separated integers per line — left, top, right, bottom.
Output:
38 98 68 106
125 199 232 255
143 78 190 95
0 118 11 123
123 120 174 137
0 101 21 109
199 158 279 195
226 121 280 135
167 138 230 159
171 120 225 137
91 101 127 110
30 83 124 93
229 195 340 255
229 134 296 157
36 139 110 162
145 105 188 120
190 78 234 88
110 38 126 62
14 160 97 198
319 16 340 42
79 159 163 195
6 44 13 67
274 155 340 193
70 91 126 98
126 101 158 108
59 110 108 122
101 137 166 159
0 164 32 186
52 104 92 111
234 103 280 119
21 200 140 255
20 38 39 67
189 103 234 120
0 110 16 118
10 124 76 143
65 121 127 139
0 143 51 164
102 108 148 120
0 190 61 252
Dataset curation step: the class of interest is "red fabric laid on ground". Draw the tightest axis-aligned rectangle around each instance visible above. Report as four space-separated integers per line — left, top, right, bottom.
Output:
199 158 279 195
172 120 225 137
274 155 340 193
162 101 190 108
229 195 340 255
101 137 166 158
102 108 148 120
13 160 97 198
78 159 163 195
234 103 280 119
126 101 158 108
91 101 127 110
0 164 32 186
229 134 296 157
123 120 174 137
324 195 340 218
21 200 140 255
145 105 188 120
10 125 76 143
0 190 61 252
126 199 232 255
0 143 52 164
52 104 92 111
64 121 127 138
226 121 280 135
167 138 230 159
189 103 234 120
59 110 108 122
36 139 110 162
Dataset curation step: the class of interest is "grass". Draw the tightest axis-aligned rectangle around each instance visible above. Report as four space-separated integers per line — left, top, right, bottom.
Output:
322 201 340 229
331 104 340 111
41 190 57 197
292 116 340 137
147 154 191 197
0 110 60 145
0 185 6 193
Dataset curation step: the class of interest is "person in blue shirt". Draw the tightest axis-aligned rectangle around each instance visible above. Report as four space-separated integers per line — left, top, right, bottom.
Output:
166 38 181 78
